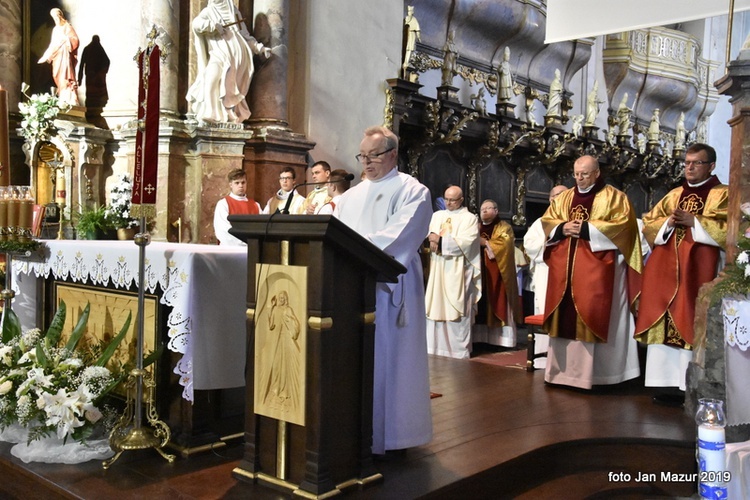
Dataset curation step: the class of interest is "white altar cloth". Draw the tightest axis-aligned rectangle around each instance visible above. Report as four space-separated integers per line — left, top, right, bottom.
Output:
727 440 750 499
12 240 248 402
722 297 750 426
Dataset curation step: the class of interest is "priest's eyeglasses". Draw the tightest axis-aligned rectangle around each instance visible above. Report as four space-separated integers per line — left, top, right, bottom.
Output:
355 148 394 164
682 160 711 167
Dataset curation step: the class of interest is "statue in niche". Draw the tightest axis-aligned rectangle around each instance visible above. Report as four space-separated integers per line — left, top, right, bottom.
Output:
497 47 514 102
402 6 421 79
616 93 632 136
697 117 708 143
637 133 646 154
648 108 661 143
584 80 603 127
441 30 458 86
546 69 562 117
186 0 271 123
571 115 584 138
675 112 686 150
525 99 539 128
78 35 110 109
38 8 80 106
470 87 487 116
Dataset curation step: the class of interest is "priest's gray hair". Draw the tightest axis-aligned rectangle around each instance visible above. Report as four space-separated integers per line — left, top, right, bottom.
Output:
364 125 398 151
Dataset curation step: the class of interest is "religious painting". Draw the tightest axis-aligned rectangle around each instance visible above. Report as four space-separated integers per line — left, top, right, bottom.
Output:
254 264 307 427
53 283 159 396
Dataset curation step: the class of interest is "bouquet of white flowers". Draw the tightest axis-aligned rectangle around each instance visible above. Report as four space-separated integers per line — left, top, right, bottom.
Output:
18 83 71 143
105 173 139 229
0 302 130 443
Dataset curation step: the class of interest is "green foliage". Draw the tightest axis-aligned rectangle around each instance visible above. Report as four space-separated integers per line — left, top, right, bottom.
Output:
74 205 116 239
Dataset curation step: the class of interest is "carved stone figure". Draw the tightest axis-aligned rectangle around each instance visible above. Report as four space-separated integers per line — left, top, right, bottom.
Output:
546 69 562 118
571 114 584 138
78 35 110 109
648 108 661 143
497 47 514 102
470 87 487 116
675 112 686 150
616 93 632 136
441 30 458 86
526 99 539 128
186 0 271 123
402 6 421 78
584 80 602 127
38 8 80 106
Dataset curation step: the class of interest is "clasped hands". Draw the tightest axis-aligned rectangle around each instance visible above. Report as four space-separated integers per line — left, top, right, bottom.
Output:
667 209 695 228
563 220 583 238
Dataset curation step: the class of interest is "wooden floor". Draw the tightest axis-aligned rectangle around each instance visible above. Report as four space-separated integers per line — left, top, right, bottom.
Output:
0 346 697 499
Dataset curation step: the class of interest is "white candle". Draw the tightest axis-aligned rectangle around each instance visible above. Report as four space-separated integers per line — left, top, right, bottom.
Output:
0 85 9 186
55 170 66 206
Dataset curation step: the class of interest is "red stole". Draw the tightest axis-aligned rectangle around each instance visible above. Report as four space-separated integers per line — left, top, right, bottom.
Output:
480 220 509 323
226 196 259 215
544 179 616 342
635 176 722 346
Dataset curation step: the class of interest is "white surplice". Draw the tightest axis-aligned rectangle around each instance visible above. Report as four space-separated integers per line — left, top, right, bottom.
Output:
425 207 481 359
334 169 433 454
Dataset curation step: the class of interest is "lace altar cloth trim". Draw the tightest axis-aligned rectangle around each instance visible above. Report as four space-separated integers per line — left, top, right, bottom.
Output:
723 297 750 426
12 241 247 403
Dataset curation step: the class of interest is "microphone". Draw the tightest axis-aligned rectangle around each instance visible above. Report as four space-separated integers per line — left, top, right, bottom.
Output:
279 174 355 214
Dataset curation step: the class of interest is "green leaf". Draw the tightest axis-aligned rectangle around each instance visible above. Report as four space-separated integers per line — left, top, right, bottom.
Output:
35 342 48 369
64 303 91 352
94 311 132 367
45 301 67 350
1 308 22 343
143 345 163 368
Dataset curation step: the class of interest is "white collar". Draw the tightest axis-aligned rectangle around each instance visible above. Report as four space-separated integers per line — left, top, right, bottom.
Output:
687 177 712 188
370 168 399 184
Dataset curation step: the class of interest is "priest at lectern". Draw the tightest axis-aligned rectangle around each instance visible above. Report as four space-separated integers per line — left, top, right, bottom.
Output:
334 126 433 455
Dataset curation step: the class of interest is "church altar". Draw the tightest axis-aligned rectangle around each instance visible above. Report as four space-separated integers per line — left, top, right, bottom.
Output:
11 239 248 403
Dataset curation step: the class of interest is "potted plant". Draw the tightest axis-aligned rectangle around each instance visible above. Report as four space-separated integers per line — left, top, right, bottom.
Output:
75 205 116 240
105 173 139 240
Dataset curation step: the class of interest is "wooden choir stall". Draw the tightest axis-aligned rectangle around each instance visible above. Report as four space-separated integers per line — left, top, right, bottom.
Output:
228 214 406 498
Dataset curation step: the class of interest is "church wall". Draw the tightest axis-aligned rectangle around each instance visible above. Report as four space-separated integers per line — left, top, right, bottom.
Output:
295 0 403 181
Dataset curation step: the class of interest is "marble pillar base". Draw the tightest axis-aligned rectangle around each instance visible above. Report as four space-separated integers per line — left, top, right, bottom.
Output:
187 122 253 244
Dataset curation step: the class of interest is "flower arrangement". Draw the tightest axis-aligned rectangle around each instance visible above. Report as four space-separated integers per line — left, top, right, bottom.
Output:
18 83 71 143
0 302 130 443
711 202 750 301
105 173 139 229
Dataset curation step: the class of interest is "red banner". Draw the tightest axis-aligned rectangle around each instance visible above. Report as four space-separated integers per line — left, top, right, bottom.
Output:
131 45 160 218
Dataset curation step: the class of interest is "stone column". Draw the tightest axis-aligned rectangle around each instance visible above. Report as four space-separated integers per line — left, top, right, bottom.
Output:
143 0 181 117
242 0 314 206
248 0 289 128
0 0 25 184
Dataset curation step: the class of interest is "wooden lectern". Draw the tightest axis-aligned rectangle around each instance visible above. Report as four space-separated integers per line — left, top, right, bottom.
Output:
228 215 406 497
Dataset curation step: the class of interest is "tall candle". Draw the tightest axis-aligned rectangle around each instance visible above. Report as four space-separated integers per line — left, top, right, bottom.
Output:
55 170 66 206
697 424 727 499
0 85 9 186
7 187 18 241
18 187 33 243
0 188 7 242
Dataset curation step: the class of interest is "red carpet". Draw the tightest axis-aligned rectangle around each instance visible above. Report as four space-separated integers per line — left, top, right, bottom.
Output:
470 349 527 369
